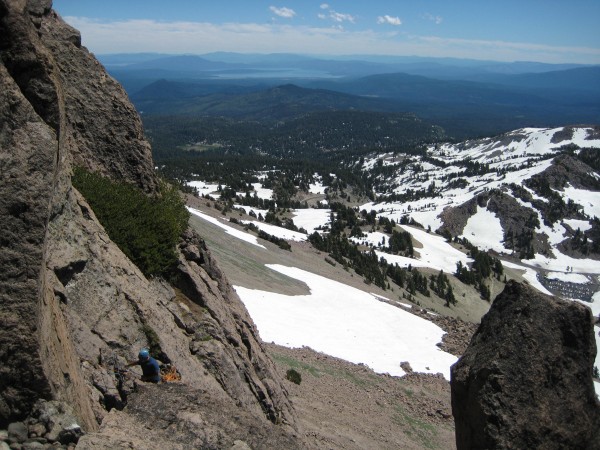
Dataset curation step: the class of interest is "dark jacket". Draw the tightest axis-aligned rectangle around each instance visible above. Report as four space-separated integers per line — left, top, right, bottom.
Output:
139 356 161 382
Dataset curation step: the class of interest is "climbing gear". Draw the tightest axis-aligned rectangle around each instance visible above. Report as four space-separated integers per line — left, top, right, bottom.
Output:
138 348 150 360
161 364 182 382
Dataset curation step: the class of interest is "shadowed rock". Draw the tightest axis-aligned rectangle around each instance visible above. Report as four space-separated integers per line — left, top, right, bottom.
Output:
451 280 600 449
1 0 298 440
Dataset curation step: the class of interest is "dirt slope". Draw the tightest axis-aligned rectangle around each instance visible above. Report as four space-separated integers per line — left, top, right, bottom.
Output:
268 344 456 450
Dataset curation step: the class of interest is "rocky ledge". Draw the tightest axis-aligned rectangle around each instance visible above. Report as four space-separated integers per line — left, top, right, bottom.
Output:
0 0 298 443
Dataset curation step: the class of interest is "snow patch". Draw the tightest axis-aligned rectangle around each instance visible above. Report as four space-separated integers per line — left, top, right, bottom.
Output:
308 182 328 195
291 209 331 234
242 220 307 242
400 225 471 273
561 185 600 219
563 219 592 233
461 206 506 253
251 183 274 200
187 207 266 249
187 181 220 199
546 272 590 284
351 232 388 248
235 264 457 379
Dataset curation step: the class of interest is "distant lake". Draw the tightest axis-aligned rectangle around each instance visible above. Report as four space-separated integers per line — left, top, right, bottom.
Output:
212 68 342 79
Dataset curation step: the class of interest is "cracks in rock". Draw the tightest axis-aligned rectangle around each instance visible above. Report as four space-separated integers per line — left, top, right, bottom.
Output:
174 269 207 309
241 334 253 361
243 371 278 424
53 287 67 304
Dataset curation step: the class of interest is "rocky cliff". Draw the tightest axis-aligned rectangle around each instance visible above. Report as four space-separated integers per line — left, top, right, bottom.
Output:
0 1 298 446
451 281 600 449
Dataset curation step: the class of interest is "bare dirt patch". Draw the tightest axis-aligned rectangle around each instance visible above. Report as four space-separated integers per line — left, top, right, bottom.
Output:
267 344 456 450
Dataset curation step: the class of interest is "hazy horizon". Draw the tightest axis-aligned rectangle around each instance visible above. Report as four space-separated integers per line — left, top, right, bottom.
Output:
53 0 600 65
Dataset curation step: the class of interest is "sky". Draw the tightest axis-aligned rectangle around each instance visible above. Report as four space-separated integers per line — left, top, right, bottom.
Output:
52 1 600 64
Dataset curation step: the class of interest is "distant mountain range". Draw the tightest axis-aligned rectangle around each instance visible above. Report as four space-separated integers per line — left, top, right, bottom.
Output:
102 52 600 139
100 52 588 79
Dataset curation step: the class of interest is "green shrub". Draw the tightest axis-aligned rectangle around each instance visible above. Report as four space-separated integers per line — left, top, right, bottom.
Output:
286 368 302 385
140 324 162 358
72 167 189 277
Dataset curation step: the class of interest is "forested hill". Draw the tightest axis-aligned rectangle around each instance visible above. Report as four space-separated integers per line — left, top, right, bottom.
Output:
132 74 600 140
144 110 445 162
133 82 406 118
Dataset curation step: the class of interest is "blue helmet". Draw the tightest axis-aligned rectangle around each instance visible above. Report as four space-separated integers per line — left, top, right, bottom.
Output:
138 348 150 361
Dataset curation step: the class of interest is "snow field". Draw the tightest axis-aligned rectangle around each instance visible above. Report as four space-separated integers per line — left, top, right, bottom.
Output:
563 219 592 233
572 127 600 148
461 205 507 253
241 219 308 242
235 264 458 379
187 181 220 199
350 225 471 274
530 253 600 274
546 272 590 284
399 225 472 273
187 207 266 249
501 260 552 295
561 185 600 219
291 208 331 234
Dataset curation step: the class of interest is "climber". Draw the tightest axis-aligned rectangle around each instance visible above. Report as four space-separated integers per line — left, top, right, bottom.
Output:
127 348 161 383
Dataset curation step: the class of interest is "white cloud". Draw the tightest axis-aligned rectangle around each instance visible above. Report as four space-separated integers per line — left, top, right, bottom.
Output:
63 16 600 64
377 15 402 26
269 6 296 19
329 11 356 23
316 7 357 25
423 13 443 25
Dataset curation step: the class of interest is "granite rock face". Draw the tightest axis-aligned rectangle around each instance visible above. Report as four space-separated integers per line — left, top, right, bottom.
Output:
77 383 302 450
0 0 298 441
451 281 600 450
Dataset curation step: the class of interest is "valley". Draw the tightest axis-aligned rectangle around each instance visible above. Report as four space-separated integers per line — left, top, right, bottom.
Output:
177 125 600 448
181 126 600 387
3 3 600 447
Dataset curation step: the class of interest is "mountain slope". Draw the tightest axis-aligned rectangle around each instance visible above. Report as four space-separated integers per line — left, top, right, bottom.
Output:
0 2 299 446
178 125 600 384
358 126 600 297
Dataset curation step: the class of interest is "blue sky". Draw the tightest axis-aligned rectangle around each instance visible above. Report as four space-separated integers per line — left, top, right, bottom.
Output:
53 1 600 63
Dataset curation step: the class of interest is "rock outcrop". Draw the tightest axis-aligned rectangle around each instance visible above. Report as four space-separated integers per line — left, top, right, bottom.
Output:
1 0 298 444
451 281 600 449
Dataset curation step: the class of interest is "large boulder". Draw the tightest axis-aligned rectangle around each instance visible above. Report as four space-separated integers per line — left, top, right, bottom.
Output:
451 280 600 449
